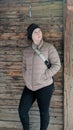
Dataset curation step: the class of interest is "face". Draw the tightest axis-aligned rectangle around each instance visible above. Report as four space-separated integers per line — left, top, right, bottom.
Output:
32 28 43 46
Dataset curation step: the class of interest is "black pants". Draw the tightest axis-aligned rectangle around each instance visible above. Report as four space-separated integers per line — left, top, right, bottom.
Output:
18 83 54 130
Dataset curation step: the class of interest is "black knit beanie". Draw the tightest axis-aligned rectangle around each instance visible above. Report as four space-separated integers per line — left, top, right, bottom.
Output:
27 23 40 40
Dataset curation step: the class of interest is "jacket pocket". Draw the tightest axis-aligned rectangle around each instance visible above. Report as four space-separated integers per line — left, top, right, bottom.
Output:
41 72 47 81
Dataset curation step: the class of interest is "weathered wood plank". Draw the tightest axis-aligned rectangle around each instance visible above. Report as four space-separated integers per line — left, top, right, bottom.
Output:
0 32 63 41
0 121 63 130
64 1 73 130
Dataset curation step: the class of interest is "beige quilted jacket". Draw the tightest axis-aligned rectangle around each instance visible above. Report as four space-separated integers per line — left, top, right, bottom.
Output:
22 41 61 91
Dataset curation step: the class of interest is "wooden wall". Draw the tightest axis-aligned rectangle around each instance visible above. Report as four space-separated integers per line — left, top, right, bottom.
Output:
0 0 64 130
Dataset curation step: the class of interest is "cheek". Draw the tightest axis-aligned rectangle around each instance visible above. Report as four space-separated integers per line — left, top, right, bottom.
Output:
32 35 36 41
40 33 43 38
39 31 42 37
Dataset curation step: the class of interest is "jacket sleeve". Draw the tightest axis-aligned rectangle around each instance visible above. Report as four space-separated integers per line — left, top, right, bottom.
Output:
22 50 26 80
46 44 61 77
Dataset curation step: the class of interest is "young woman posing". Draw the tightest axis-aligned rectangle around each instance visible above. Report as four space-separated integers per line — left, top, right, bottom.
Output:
18 23 61 130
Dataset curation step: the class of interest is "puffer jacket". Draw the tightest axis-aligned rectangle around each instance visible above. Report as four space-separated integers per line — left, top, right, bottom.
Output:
22 41 61 91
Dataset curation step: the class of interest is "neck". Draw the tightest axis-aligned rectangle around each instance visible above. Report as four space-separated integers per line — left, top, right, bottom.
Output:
32 40 43 49
34 39 43 46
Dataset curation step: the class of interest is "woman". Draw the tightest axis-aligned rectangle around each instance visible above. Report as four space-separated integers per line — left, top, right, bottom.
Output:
18 23 61 130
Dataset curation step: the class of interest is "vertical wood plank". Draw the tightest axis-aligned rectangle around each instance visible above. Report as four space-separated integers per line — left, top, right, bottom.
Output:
64 0 73 130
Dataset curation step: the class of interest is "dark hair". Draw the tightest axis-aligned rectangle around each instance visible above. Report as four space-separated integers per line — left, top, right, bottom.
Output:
27 23 40 40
